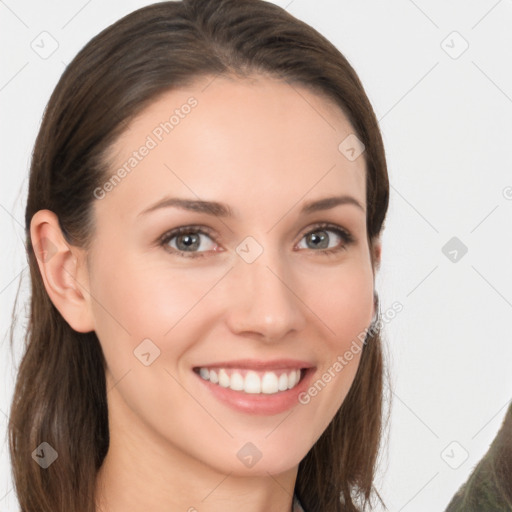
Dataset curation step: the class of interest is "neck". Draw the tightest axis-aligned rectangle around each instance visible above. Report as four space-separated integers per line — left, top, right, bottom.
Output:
94 380 298 512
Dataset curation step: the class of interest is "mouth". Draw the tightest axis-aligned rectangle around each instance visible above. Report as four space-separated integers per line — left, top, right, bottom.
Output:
193 366 307 394
191 359 316 415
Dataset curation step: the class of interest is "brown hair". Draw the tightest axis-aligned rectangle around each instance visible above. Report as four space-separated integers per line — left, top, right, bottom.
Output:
9 1 390 510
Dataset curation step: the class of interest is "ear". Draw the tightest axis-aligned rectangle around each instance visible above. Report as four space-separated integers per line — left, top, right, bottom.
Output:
30 209 95 333
371 236 382 272
370 238 382 324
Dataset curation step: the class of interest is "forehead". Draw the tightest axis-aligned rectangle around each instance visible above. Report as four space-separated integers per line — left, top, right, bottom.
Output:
98 75 367 224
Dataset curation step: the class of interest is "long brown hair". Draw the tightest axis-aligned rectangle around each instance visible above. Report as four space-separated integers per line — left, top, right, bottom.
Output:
9 1 390 510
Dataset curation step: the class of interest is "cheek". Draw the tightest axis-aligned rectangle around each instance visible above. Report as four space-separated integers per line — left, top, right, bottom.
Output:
87 256 214 424
304 261 374 347
299 261 373 396
88 252 222 366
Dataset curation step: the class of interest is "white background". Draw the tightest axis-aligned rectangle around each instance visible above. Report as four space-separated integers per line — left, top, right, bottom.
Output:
1 1 512 511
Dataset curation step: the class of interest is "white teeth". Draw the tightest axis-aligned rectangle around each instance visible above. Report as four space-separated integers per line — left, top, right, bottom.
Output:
287 370 297 389
230 372 245 391
218 369 230 387
245 371 261 393
197 367 303 394
278 373 288 391
209 369 218 384
261 372 279 394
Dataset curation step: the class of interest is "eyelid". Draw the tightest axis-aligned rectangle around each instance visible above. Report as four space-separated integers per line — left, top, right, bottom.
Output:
297 222 355 244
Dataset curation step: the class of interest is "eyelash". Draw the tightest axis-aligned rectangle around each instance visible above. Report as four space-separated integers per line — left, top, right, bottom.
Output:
158 222 355 259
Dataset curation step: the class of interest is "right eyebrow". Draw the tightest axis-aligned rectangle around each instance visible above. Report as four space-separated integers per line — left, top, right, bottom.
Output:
137 197 233 218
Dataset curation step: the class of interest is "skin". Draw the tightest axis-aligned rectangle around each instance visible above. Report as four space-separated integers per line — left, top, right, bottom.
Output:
31 75 381 512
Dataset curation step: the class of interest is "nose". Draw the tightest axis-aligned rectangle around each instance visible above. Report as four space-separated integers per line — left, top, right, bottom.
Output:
224 244 307 343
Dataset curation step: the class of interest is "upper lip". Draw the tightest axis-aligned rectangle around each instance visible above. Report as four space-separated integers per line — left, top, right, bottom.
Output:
193 359 315 370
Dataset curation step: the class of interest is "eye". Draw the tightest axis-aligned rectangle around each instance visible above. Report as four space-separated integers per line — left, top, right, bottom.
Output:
159 225 219 258
296 222 354 255
159 222 355 259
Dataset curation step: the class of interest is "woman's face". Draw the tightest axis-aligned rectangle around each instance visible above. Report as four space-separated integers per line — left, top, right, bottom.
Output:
85 75 378 476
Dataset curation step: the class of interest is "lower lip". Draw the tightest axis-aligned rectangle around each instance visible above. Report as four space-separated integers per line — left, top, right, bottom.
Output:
194 368 316 415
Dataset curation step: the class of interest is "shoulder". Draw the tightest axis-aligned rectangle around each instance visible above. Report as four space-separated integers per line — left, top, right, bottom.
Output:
444 403 512 511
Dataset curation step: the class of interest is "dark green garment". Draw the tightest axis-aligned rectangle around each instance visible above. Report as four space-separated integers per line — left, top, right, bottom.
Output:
445 403 512 512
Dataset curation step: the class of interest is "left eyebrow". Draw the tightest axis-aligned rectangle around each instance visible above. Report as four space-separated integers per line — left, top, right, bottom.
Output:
300 195 365 214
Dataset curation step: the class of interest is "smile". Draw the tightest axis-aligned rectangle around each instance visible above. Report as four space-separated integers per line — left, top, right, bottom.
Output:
192 358 316 415
194 367 303 394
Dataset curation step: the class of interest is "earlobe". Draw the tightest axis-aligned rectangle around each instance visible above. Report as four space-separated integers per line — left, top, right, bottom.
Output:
30 209 95 333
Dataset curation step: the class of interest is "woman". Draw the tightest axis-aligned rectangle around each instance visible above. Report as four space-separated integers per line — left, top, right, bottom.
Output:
9 1 390 511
